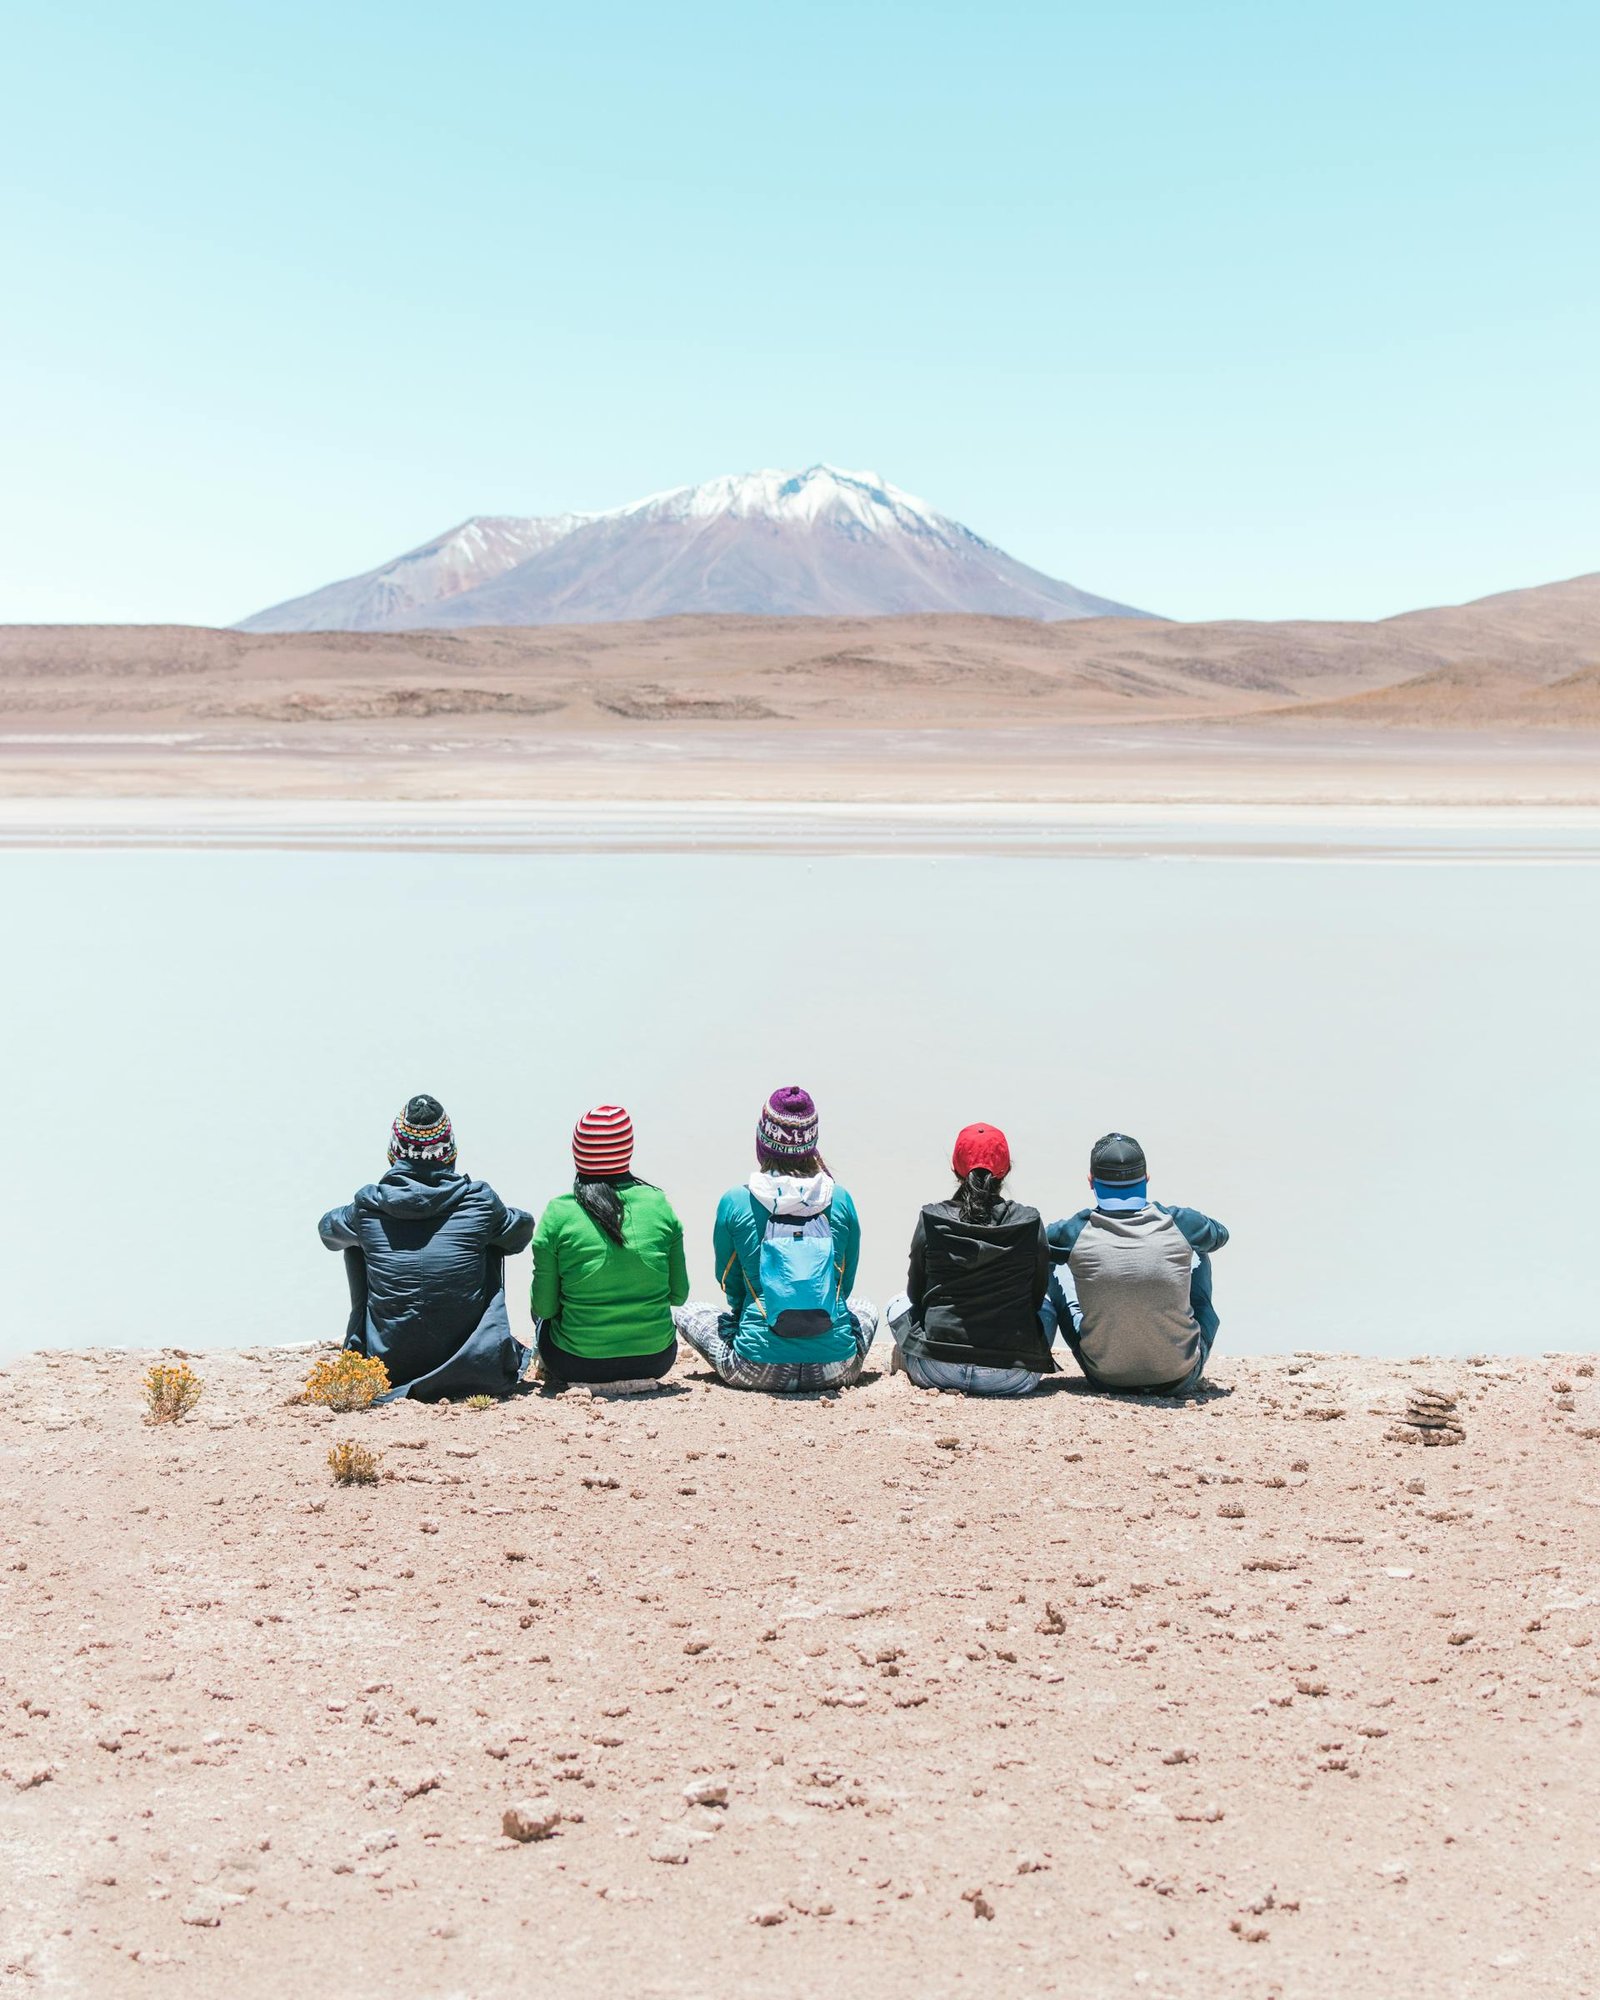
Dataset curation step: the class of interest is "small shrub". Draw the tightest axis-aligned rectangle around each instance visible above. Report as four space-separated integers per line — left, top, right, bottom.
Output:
465 1394 495 1411
143 1362 202 1425
303 1351 390 1412
328 1440 382 1486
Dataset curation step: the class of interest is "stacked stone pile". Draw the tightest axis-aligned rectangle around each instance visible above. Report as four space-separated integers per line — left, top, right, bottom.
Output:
1389 1386 1464 1447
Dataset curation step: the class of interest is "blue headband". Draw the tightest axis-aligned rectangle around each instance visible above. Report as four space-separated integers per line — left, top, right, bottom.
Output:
1094 1178 1148 1211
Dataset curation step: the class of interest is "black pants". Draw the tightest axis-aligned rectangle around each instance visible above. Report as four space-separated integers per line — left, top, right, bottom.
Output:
535 1319 677 1385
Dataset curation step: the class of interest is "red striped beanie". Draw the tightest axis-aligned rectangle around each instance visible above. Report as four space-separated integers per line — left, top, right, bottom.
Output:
572 1104 634 1177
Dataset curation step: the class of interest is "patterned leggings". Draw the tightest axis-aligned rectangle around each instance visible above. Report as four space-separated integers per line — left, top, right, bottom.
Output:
672 1300 879 1393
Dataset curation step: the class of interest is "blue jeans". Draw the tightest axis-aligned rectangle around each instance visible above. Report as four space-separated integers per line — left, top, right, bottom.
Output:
885 1296 1042 1397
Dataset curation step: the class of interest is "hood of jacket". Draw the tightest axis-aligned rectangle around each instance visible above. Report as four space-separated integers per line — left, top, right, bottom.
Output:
923 1196 1040 1246
354 1163 475 1222
749 1169 834 1219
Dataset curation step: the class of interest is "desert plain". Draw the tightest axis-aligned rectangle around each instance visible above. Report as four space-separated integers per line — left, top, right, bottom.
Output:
2 1342 1597 2000
3 575 1600 809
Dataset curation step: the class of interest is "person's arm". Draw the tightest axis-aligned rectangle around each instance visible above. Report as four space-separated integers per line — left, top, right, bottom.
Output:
1045 1211 1090 1263
1031 1217 1051 1309
1165 1205 1229 1255
528 1207 562 1323
666 1211 690 1309
835 1190 861 1300
906 1213 928 1314
490 1196 535 1256
713 1196 748 1318
319 1202 359 1250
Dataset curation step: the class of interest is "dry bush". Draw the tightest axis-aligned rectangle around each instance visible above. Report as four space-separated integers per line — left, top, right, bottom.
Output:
328 1440 382 1486
302 1351 390 1412
143 1362 202 1425
465 1394 495 1411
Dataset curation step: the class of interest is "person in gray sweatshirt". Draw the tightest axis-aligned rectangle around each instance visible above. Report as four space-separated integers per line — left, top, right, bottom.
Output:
1042 1133 1228 1395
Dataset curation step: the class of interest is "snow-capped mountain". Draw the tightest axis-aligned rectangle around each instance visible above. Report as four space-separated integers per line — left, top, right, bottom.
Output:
236 466 1154 631
233 513 593 634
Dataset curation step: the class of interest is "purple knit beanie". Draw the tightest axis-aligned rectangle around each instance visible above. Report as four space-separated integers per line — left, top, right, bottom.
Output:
756 1085 820 1167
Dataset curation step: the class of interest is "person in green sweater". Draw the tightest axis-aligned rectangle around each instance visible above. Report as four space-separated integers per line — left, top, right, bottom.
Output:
529 1104 689 1387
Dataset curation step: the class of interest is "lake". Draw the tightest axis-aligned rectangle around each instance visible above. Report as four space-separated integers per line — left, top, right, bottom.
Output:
2 810 1596 1363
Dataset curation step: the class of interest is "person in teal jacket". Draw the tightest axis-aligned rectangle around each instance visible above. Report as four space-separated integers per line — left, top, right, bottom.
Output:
673 1086 878 1393
530 1105 689 1387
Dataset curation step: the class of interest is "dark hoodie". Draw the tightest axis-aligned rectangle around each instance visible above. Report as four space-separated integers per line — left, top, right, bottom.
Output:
319 1163 534 1401
900 1198 1055 1375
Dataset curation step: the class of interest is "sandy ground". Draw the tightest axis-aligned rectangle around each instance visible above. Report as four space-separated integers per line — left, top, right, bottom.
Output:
3 1343 1597 1999
4 586 1600 807
2 724 1600 810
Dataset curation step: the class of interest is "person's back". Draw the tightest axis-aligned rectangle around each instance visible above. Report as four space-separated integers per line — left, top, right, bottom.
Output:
714 1168 861 1369
887 1123 1053 1396
319 1095 534 1401
674 1086 878 1394
530 1105 688 1386
1046 1132 1227 1395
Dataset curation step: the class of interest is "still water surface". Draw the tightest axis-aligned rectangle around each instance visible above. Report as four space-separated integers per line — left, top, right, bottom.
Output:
2 841 1594 1362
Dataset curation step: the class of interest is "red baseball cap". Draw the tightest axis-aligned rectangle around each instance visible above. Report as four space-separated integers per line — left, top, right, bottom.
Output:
952 1123 1011 1179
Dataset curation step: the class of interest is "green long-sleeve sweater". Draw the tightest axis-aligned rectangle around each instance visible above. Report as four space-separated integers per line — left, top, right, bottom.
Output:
530 1182 689 1359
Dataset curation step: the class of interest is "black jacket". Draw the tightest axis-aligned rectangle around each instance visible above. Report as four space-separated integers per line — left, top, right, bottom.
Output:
319 1164 534 1400
900 1198 1055 1373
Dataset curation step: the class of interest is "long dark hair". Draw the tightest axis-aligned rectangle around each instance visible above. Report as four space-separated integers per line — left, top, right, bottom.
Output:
954 1166 1004 1225
758 1149 830 1178
574 1172 649 1247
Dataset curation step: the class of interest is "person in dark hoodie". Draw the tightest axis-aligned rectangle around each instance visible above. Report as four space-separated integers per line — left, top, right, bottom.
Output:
318 1095 534 1401
885 1123 1054 1396
1043 1132 1228 1395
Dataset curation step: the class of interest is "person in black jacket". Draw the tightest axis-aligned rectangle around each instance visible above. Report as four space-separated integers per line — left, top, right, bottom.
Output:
885 1123 1055 1396
318 1094 534 1402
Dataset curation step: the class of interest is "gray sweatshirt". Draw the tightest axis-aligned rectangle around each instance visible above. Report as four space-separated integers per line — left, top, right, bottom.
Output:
1045 1203 1228 1390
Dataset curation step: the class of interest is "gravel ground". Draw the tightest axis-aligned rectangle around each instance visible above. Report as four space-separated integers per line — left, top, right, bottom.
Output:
2 1343 1597 1999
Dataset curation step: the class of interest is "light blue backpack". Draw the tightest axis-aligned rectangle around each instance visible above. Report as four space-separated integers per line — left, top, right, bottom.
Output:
750 1193 842 1340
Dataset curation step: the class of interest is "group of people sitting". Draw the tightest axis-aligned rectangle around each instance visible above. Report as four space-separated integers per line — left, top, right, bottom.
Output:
317 1087 1228 1404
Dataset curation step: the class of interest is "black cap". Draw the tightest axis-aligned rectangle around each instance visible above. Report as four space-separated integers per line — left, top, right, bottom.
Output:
405 1093 446 1126
1090 1132 1147 1184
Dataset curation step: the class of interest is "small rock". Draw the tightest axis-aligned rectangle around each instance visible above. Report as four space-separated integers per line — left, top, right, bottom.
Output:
750 1904 787 1926
683 1778 729 1807
648 1837 691 1866
503 1800 562 1842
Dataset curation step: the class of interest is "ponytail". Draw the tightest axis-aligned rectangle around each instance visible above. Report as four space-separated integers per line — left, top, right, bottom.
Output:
955 1166 1003 1225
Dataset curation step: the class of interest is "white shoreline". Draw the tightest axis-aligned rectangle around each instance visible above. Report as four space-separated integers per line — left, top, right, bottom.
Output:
2 796 1600 859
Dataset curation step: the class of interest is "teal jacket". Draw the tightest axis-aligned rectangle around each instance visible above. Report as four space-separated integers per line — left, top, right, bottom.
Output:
713 1173 861 1367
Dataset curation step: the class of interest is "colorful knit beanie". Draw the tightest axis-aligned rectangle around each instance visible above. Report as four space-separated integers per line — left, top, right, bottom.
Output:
756 1085 820 1167
952 1122 1011 1181
388 1094 457 1167
573 1104 634 1178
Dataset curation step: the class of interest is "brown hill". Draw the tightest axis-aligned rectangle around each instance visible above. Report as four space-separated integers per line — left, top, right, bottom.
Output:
1 570 1597 738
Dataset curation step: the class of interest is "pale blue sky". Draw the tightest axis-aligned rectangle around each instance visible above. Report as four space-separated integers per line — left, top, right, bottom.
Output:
2 0 1596 625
